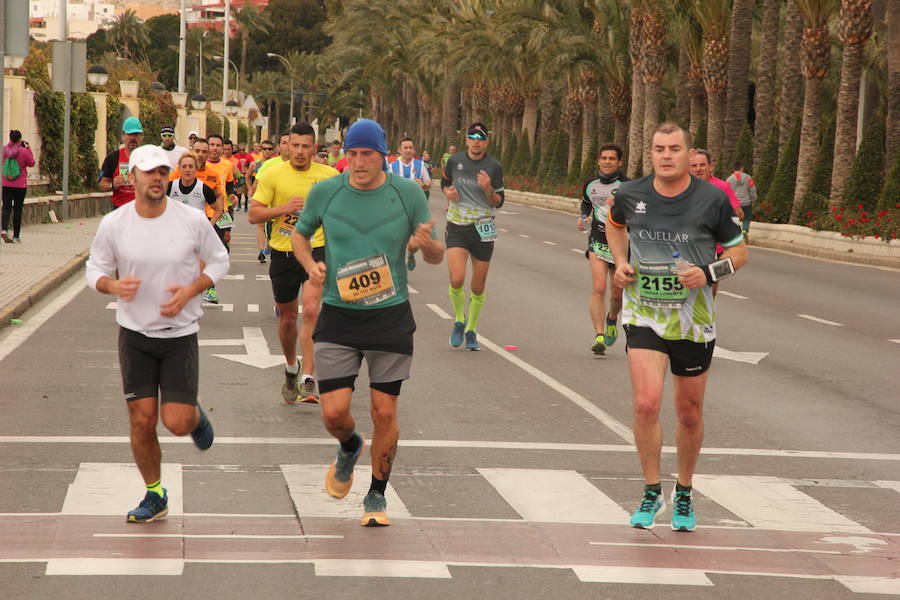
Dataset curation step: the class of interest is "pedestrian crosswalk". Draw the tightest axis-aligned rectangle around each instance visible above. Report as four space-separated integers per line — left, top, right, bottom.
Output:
6 462 896 592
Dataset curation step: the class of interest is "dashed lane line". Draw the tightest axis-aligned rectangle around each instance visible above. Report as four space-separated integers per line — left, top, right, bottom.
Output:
717 290 748 300
797 314 843 327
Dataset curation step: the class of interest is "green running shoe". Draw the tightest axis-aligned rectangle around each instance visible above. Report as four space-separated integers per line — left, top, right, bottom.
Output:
591 334 606 355
629 489 665 529
671 489 697 532
603 317 618 347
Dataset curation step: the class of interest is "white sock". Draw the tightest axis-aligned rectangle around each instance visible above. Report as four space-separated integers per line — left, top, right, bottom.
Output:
285 360 300 375
300 374 313 384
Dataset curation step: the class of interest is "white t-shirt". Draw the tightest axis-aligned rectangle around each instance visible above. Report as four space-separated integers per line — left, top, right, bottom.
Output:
388 158 431 183
85 199 230 338
161 145 188 170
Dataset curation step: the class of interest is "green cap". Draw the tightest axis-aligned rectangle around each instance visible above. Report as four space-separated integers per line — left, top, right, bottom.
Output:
122 116 143 134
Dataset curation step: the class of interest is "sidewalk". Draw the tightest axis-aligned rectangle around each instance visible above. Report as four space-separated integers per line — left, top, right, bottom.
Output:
0 216 102 330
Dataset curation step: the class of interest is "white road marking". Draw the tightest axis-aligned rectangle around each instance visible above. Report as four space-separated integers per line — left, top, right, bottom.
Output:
209 327 285 369
247 304 259 312
542 241 557 245
588 541 839 555
498 210 518 215
426 303 453 320
314 560 451 579
691 475 870 533
105 301 117 309
573 566 713 586
713 346 769 365
0 278 86 363
571 248 583 253
256 274 271 281
498 228 509 232
477 468 629 524
836 576 900 594
518 233 531 238
280 464 411 519
45 558 184 576
889 339 900 344
2 436 899 461
798 314 843 327
717 290 748 299
223 274 245 280
875 481 900 494
203 303 234 312
94 533 342 540
473 331 634 443
61 463 183 516
408 285 418 294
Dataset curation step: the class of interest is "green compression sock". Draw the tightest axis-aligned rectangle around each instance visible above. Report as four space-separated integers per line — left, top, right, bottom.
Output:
465 292 485 332
146 479 165 497
449 285 466 323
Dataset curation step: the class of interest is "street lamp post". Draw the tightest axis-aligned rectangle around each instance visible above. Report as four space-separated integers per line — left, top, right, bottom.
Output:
213 55 240 99
266 52 294 126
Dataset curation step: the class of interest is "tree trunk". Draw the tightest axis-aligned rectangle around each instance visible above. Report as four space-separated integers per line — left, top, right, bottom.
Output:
642 80 661 175
676 47 691 125
581 100 597 168
522 94 539 150
240 34 248 87
829 42 866 207
441 81 459 145
887 0 900 171
723 0 753 164
707 91 726 165
779 2 804 148
690 93 704 138
275 101 282 135
791 77 824 221
567 130 579 172
627 70 644 178
754 0 780 169
614 118 628 149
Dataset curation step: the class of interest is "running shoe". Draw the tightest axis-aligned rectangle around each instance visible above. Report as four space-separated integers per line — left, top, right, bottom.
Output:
300 377 320 404
258 251 266 263
671 489 697 532
629 489 666 529
449 321 465 347
325 433 364 499
591 334 606 355
464 330 480 351
191 405 214 450
203 288 219 304
127 489 169 523
406 251 416 271
0 231 9 243
282 370 299 404
603 317 618 347
360 490 390 527
11 237 22 244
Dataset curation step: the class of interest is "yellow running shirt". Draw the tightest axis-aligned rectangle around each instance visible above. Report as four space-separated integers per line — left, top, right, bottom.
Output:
252 160 338 251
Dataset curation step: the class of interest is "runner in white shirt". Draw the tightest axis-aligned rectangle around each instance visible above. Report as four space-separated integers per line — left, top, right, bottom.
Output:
166 151 220 221
388 137 432 271
85 145 229 524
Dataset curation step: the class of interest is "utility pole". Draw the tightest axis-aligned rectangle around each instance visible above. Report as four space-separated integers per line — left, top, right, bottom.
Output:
222 0 230 106
178 0 186 93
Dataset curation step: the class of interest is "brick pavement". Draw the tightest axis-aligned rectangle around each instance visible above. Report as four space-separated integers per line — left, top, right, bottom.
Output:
0 216 103 329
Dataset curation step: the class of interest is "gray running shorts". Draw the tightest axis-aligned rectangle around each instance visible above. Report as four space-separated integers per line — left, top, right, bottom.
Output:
314 341 412 384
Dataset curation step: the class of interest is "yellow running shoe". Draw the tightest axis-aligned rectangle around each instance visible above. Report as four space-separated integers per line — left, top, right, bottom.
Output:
324 433 364 499
360 490 390 527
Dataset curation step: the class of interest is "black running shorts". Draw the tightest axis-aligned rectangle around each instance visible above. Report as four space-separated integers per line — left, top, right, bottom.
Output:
623 324 715 377
445 222 494 262
118 327 199 405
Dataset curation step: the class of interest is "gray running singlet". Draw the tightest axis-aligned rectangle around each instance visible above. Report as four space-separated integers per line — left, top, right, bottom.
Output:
443 152 504 225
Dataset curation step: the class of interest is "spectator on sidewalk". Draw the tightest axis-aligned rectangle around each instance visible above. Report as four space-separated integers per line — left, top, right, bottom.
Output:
727 161 757 238
1 130 35 243
99 117 144 209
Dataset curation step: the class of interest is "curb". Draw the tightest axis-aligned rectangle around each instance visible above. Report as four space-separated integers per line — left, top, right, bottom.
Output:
0 251 89 332
748 237 900 269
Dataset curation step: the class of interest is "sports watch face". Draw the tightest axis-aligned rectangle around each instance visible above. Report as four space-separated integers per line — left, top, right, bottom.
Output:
710 258 735 281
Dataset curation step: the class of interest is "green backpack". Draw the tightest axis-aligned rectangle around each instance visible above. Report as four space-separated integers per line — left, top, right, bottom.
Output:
2 157 20 179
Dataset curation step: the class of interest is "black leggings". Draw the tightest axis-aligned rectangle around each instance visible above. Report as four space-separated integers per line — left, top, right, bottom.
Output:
1 187 26 238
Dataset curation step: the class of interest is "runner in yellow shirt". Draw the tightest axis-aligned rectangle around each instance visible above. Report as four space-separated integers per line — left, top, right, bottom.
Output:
249 122 339 404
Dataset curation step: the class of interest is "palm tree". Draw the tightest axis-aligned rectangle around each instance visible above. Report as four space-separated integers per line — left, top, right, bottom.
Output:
626 5 645 177
829 0 873 207
722 0 753 165
791 0 839 222
234 5 272 87
693 0 730 164
885 0 900 171
753 0 781 169
247 70 282 136
779 2 805 148
561 85 582 171
640 0 667 175
108 9 148 60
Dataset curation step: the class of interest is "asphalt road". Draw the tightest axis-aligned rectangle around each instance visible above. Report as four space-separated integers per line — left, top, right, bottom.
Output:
0 190 898 599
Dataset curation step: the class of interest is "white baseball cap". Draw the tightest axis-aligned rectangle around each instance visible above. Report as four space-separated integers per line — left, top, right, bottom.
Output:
128 145 172 174
188 130 199 138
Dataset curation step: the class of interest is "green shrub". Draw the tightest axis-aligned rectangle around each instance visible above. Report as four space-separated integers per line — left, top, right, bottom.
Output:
756 118 800 223
754 122 779 199
877 151 900 212
694 118 707 150
503 134 518 174
207 112 223 137
581 140 599 182
512 132 531 177
732 121 754 173
106 96 125 155
840 113 886 211
527 134 542 176
797 116 835 217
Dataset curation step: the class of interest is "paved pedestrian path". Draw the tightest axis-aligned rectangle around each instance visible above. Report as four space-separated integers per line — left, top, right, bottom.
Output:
0 216 103 329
